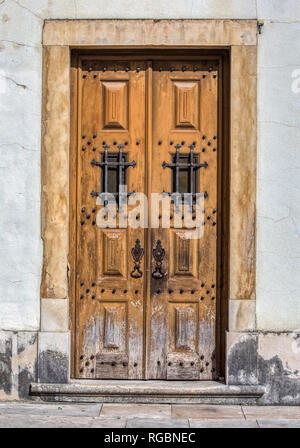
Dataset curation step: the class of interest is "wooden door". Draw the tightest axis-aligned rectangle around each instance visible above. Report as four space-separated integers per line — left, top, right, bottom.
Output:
74 56 219 380
148 60 218 380
75 59 146 379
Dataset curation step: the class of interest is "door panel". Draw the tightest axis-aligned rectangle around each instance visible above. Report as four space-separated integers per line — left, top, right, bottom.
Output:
76 59 146 379
149 60 218 380
75 57 219 380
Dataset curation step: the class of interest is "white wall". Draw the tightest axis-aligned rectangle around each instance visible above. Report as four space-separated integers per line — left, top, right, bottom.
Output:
0 0 299 331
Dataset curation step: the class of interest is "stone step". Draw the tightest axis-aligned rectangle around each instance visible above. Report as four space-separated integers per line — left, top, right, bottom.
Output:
31 380 265 405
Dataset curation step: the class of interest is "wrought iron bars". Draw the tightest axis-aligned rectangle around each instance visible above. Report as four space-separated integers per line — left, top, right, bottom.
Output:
162 143 208 211
91 144 136 209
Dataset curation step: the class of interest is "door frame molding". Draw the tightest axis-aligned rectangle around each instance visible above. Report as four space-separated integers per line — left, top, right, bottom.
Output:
40 19 257 383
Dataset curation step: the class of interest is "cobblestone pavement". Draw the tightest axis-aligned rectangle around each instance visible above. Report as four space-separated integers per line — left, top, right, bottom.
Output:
0 403 299 428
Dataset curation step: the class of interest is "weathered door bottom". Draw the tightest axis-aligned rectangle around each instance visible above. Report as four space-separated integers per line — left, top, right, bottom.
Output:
30 380 265 405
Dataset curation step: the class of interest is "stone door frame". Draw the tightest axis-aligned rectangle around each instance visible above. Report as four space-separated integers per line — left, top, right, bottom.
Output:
40 19 257 384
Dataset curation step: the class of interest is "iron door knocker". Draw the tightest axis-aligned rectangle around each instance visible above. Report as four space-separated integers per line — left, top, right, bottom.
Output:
152 240 165 279
130 239 144 278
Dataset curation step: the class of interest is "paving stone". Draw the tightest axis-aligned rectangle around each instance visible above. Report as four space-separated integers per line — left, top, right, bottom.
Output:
0 402 102 417
126 418 189 428
100 403 171 418
257 419 300 428
242 405 300 419
0 415 94 428
190 419 259 428
91 417 126 428
172 404 244 419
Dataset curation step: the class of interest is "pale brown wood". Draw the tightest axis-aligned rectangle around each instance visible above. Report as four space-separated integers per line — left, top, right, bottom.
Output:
73 55 221 380
149 60 219 380
75 59 146 379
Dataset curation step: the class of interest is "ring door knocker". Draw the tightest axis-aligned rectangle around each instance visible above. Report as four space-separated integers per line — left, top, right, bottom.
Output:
130 239 144 278
152 240 165 279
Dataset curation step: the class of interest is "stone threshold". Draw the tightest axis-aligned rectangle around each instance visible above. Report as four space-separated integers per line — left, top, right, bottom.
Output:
31 380 265 405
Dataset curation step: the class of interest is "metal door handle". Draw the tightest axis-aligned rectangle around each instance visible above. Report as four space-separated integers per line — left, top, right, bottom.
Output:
152 240 165 279
130 239 144 278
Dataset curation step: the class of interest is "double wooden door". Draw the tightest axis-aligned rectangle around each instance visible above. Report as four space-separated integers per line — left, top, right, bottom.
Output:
74 56 219 380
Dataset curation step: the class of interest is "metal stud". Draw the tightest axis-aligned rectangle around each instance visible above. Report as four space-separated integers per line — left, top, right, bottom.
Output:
180 362 184 366
191 290 195 294
180 289 184 294
82 135 86 139
114 67 118 72
157 360 161 365
88 67 92 72
86 289 90 293
91 294 95 300
158 141 162 145
202 74 206 78
193 66 198 71
82 146 86 151
136 67 141 72
80 295 84 299
202 148 206 152
168 289 173 294
93 147 96 151
135 290 139 294
201 296 204 300
134 362 137 367
159 67 163 72
202 135 206 139
123 289 127 294
101 288 105 293
93 133 97 138
93 74 97 78
80 282 84 286
182 66 186 72
112 288 116 294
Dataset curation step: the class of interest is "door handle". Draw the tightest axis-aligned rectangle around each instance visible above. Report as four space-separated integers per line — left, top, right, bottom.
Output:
152 240 165 279
130 239 144 278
